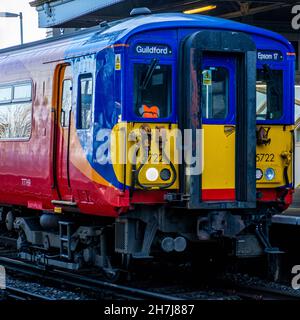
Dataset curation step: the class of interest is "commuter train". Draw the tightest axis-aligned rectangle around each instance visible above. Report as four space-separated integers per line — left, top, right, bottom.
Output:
0 9 295 277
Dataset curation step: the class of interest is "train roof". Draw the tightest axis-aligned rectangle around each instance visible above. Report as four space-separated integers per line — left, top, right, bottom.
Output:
0 13 294 61
111 13 293 48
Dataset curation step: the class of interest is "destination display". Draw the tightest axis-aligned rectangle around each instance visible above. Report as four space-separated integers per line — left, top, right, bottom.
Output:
135 43 173 56
257 50 283 62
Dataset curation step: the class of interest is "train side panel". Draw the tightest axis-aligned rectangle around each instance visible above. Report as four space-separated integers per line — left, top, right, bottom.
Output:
0 53 56 210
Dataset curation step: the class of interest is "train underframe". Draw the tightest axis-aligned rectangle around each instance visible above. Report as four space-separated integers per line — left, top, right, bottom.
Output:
0 203 281 279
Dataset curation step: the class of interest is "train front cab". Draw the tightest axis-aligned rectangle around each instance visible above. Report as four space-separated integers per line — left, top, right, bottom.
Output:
119 29 257 207
115 28 264 260
116 24 296 265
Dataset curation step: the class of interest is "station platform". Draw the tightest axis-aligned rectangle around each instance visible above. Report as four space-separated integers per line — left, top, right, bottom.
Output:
272 189 300 226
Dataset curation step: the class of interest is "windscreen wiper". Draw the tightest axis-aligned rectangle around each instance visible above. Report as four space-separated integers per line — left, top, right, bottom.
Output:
140 58 159 90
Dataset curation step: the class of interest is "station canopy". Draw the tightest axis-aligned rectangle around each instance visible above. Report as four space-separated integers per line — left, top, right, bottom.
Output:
30 0 298 33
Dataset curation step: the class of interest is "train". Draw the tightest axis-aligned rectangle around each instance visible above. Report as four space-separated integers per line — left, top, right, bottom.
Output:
0 8 295 278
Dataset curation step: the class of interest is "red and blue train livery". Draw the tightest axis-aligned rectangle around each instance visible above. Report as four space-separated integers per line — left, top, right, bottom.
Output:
0 10 295 275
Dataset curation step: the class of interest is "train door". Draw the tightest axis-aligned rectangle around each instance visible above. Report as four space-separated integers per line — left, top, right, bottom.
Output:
201 54 236 201
53 63 73 200
180 30 257 209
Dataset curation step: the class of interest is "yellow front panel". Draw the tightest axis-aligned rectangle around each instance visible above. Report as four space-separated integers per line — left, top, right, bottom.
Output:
256 125 293 188
202 125 235 190
110 123 293 193
111 122 179 190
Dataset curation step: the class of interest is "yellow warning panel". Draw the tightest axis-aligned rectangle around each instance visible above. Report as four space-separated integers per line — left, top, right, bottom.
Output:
202 69 212 86
115 54 121 71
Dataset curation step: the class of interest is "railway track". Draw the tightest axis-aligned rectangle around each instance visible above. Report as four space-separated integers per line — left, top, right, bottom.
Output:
135 281 300 300
224 284 300 300
0 255 183 300
0 254 299 300
4 285 55 301
0 254 239 300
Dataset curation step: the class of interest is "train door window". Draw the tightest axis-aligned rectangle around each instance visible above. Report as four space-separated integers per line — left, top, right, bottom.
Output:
61 79 72 127
202 67 229 119
256 67 283 120
77 74 93 129
134 62 172 119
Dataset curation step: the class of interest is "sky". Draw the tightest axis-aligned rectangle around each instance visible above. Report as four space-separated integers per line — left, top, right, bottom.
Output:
0 0 46 49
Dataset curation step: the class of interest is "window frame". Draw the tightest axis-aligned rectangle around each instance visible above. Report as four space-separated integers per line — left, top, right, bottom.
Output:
77 73 93 130
0 80 33 141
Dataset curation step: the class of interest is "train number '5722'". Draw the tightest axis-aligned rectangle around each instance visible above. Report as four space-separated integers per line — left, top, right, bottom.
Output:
256 153 275 162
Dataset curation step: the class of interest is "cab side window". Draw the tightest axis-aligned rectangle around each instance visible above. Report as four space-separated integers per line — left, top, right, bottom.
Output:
77 74 93 129
256 67 283 120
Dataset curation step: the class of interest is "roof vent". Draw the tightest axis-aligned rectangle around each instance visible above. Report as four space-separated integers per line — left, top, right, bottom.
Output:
130 7 152 17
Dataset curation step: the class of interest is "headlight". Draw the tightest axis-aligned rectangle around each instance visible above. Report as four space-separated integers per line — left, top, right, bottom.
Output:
145 168 159 182
265 168 275 181
160 168 171 181
256 169 263 180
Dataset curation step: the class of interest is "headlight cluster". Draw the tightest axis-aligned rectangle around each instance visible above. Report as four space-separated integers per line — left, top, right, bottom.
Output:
145 168 171 182
256 168 276 181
